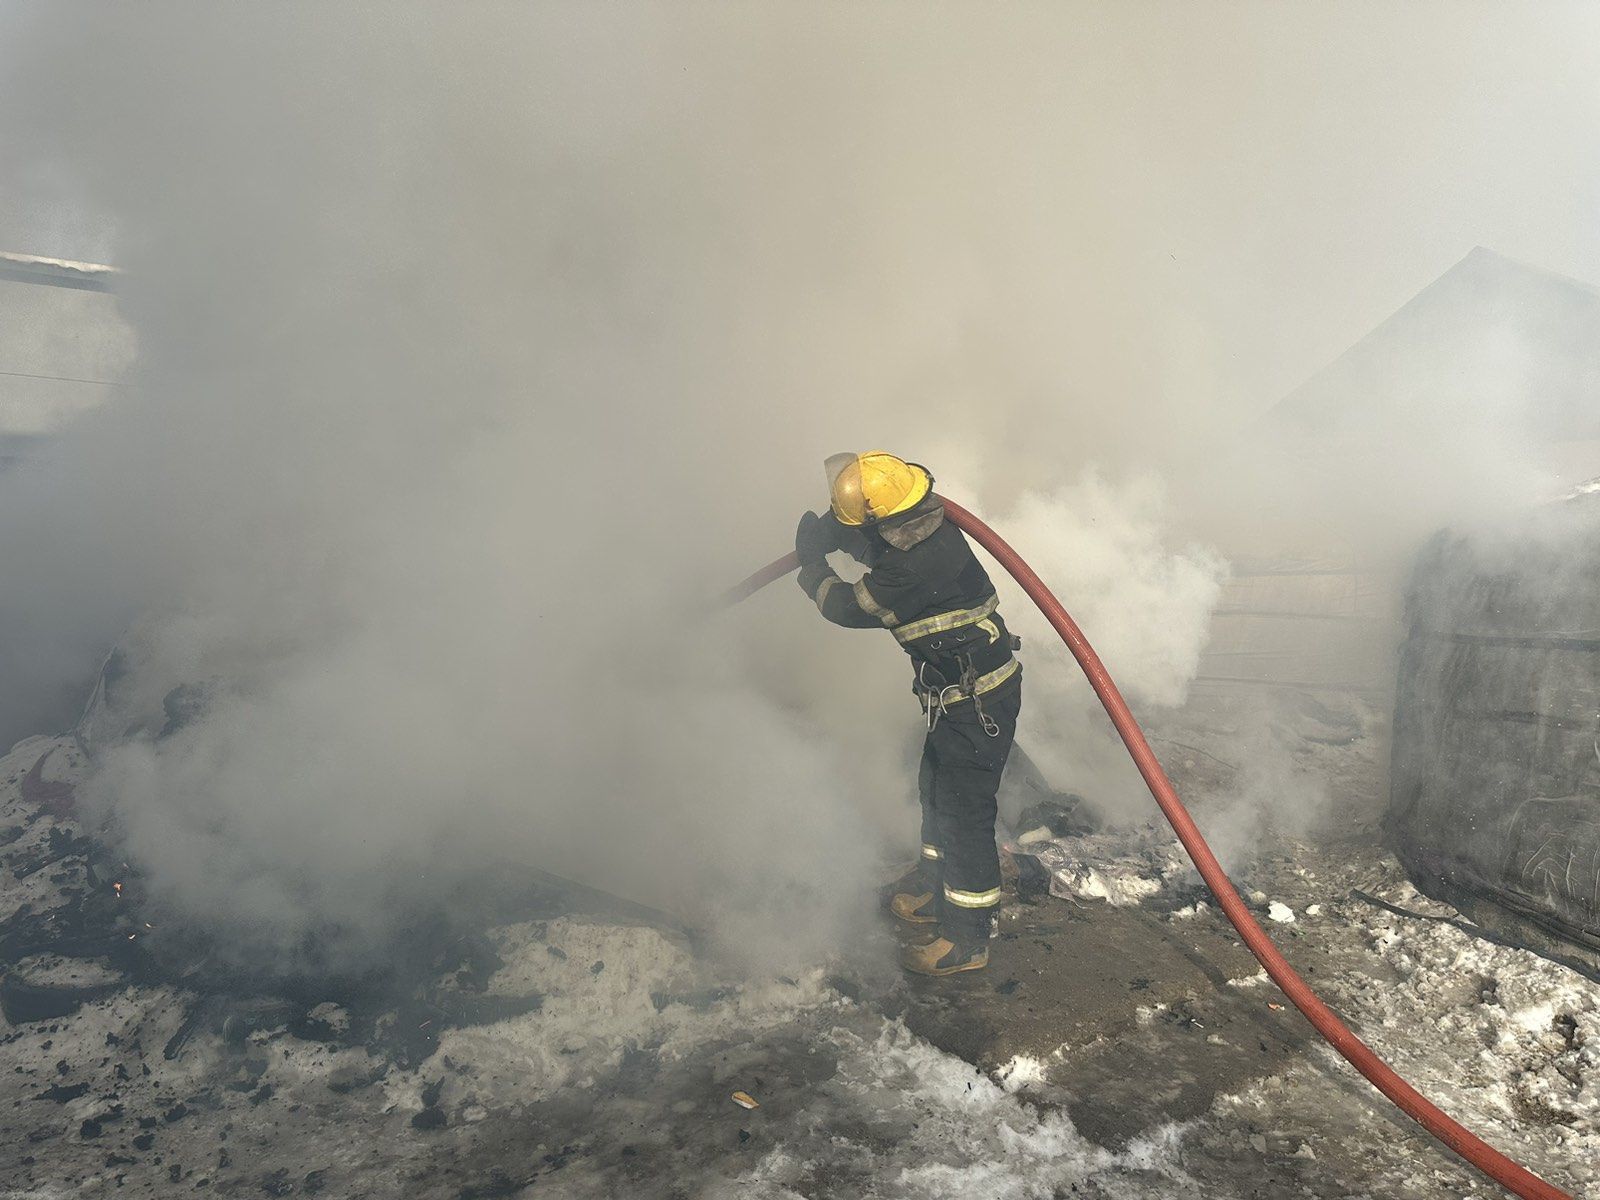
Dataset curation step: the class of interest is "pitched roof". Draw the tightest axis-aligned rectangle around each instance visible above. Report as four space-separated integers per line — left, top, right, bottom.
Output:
1268 247 1600 442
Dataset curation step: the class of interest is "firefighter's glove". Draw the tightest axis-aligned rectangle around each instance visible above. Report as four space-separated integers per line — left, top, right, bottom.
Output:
795 510 835 565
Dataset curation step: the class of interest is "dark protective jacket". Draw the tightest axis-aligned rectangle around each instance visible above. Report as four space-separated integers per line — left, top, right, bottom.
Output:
796 493 1020 710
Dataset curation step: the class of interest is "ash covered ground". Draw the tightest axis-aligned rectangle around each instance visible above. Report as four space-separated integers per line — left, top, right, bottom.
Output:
1 692 1595 1199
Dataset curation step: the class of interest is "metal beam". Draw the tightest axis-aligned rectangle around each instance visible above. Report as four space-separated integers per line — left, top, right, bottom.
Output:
0 251 119 293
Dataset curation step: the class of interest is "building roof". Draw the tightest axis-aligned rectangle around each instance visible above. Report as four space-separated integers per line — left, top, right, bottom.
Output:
1267 247 1600 443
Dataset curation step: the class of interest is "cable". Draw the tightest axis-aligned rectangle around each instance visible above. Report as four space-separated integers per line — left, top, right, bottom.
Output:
0 368 126 388
723 497 1573 1200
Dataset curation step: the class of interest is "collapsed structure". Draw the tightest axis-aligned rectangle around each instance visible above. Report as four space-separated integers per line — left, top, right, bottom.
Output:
1390 508 1600 980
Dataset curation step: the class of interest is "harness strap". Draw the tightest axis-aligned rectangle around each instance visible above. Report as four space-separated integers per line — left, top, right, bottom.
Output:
930 656 1020 706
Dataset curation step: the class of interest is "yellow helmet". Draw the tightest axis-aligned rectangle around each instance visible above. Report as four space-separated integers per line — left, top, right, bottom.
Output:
824 451 933 526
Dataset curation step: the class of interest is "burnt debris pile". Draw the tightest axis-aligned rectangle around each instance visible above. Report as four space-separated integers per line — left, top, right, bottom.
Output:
2 710 677 1071
1391 496 1600 981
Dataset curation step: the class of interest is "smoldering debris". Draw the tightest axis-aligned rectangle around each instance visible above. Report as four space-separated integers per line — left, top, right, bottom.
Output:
0 736 692 1078
4 668 1598 1196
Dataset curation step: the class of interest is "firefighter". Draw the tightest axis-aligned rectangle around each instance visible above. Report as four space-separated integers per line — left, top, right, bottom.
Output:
795 452 1022 976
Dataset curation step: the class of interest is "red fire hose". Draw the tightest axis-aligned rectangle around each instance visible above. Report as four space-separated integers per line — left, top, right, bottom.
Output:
729 497 1572 1200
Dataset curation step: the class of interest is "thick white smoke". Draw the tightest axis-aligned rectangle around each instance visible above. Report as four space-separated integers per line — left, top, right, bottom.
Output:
0 6 900 965
4 3 1592 968
947 470 1228 820
0 6 1214 967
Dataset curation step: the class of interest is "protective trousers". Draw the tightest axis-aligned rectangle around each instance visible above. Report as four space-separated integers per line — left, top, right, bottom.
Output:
916 683 1022 943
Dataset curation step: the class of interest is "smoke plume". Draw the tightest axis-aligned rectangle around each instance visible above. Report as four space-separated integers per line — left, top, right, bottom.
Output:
2 3 1592 966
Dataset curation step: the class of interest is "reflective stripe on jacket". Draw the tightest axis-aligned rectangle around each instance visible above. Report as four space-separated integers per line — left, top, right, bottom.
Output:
797 493 1019 704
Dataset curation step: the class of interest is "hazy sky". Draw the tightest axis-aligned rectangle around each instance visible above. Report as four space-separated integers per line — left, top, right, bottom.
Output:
4 2 1600 442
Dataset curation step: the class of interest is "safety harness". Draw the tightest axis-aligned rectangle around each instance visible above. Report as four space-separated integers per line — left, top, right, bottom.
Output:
878 590 1020 737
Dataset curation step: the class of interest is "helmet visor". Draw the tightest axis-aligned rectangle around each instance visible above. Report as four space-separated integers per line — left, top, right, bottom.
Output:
825 452 868 525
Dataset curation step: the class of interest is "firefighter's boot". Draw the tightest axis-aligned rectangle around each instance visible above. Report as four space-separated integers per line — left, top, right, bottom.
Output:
899 933 989 976
889 888 939 925
887 853 941 926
